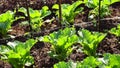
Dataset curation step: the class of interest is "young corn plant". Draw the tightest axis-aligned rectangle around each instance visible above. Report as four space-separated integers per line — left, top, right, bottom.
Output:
52 1 83 25
78 29 106 56
0 39 37 68
42 27 78 61
0 11 14 36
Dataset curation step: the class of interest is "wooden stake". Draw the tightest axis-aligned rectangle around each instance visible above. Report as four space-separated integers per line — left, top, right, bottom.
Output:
25 0 33 38
25 0 32 32
98 0 101 31
58 0 62 26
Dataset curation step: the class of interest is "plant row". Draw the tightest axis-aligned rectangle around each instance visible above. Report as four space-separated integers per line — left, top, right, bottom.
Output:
0 25 120 68
54 53 120 68
0 0 119 37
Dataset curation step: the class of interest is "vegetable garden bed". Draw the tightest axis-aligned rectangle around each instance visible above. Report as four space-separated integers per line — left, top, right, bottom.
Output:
0 0 120 68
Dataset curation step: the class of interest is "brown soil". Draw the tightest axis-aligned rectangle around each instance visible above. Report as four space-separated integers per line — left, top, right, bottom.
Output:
30 42 87 68
0 60 12 68
97 33 120 54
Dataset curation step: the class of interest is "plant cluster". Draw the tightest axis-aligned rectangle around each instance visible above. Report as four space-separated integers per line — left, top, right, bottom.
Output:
84 0 120 19
42 27 78 61
54 53 120 68
52 1 83 25
0 39 37 68
0 11 14 36
41 28 107 61
0 0 120 68
78 29 107 56
17 6 51 32
109 24 120 37
0 0 119 36
0 6 51 36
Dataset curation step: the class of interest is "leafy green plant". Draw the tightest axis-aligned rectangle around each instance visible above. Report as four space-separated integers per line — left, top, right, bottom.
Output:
52 1 83 25
109 24 120 37
54 54 120 68
54 60 76 68
17 6 51 31
78 29 106 56
42 27 78 61
77 56 102 68
54 56 101 68
89 5 110 19
0 39 37 68
102 53 120 68
84 0 120 19
0 11 14 36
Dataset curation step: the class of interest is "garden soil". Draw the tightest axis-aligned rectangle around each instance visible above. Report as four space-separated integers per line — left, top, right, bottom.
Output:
0 0 120 68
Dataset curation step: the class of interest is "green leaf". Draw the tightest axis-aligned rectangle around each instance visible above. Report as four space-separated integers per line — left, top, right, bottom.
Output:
0 39 37 68
78 29 106 56
53 1 83 24
77 56 102 68
40 6 51 18
29 8 41 18
42 27 78 60
54 61 68 68
109 24 120 37
18 6 51 32
103 53 120 68
86 0 120 19
54 61 76 68
84 0 99 8
0 45 10 57
0 11 14 35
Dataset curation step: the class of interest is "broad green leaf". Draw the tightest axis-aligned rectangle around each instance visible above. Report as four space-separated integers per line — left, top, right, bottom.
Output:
52 4 59 9
109 24 120 37
42 27 78 60
54 61 76 68
0 11 14 35
103 53 120 67
29 8 41 18
53 1 83 24
78 29 106 56
18 6 51 32
77 56 102 68
0 45 10 55
0 39 37 68
40 6 51 18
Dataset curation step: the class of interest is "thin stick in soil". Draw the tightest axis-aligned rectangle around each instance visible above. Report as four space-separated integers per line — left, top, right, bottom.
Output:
25 0 32 33
58 0 62 26
98 0 101 31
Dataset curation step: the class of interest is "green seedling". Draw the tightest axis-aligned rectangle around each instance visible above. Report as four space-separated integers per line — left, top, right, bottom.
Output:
0 11 14 36
78 29 106 56
42 27 78 61
0 39 37 68
52 1 83 25
17 6 51 32
109 24 120 37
